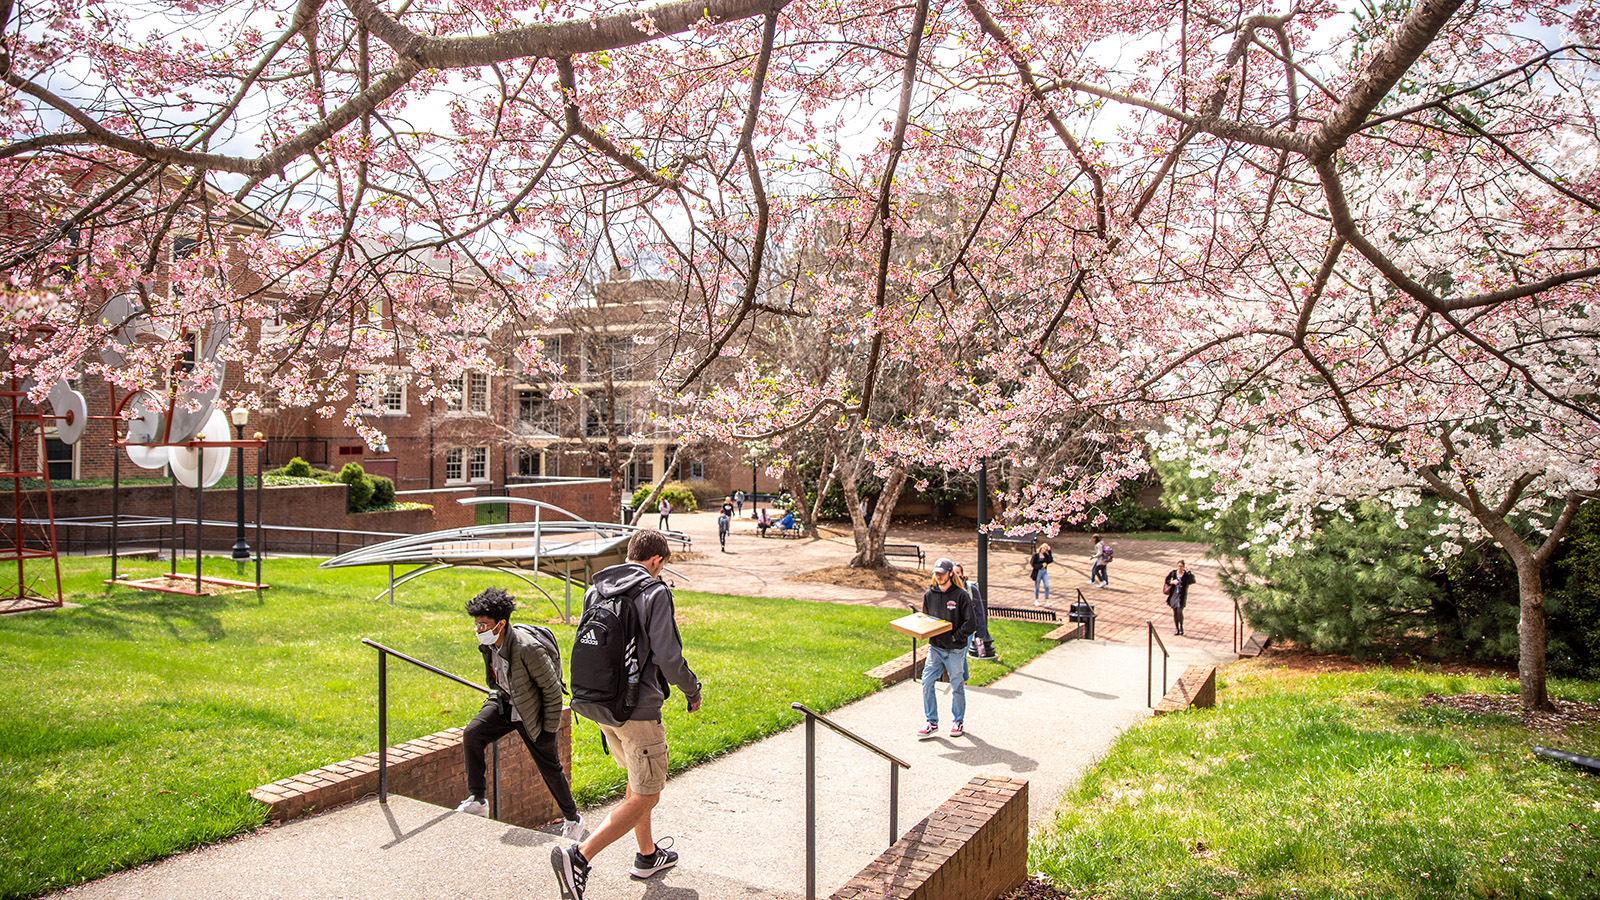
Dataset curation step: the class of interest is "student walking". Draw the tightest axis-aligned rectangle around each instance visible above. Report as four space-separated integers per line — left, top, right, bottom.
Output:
955 563 994 660
552 531 702 900
733 490 745 517
1164 560 1196 635
456 587 584 840
716 509 730 552
657 497 672 532
1089 534 1112 587
1030 541 1053 604
918 558 975 739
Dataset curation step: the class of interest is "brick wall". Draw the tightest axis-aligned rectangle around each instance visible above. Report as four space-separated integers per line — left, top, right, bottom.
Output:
29 477 615 555
830 774 1028 900
1153 665 1217 715
251 708 573 830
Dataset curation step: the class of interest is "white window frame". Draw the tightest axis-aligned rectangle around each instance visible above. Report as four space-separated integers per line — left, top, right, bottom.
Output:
356 372 407 417
445 371 489 415
446 446 490 484
40 430 79 481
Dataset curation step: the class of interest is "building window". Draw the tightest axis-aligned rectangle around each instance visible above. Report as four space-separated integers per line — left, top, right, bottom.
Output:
43 435 76 481
444 372 489 414
689 460 705 481
517 389 557 431
172 235 198 260
516 449 541 477
584 391 630 437
356 372 406 416
447 446 489 484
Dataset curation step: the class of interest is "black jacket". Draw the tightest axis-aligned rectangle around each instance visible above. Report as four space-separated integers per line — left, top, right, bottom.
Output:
1164 569 1196 607
922 582 975 650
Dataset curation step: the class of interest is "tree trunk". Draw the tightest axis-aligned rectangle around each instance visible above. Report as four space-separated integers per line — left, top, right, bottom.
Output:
845 465 908 568
1515 556 1553 712
781 462 815 536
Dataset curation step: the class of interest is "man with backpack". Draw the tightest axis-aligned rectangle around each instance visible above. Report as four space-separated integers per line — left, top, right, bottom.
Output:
553 530 702 900
457 587 584 841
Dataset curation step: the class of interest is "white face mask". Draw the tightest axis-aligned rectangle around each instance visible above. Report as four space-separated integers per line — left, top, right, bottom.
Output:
476 626 498 646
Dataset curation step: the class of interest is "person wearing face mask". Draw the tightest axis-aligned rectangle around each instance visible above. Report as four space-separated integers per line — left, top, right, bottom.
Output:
457 586 584 841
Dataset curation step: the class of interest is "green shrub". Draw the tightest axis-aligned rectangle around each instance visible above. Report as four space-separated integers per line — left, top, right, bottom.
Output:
630 481 698 513
339 462 374 512
369 475 396 508
282 457 314 478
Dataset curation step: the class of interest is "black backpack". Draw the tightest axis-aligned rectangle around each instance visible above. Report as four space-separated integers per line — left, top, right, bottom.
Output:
570 580 649 723
513 623 566 695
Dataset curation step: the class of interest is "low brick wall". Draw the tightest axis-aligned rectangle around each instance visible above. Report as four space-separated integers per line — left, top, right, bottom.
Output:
1042 622 1084 642
1153 665 1217 715
830 774 1027 900
251 708 573 830
866 650 956 686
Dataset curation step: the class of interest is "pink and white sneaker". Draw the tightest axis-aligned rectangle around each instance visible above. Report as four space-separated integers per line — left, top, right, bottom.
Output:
917 721 939 740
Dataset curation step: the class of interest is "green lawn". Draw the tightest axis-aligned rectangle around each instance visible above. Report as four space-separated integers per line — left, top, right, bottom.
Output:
0 556 1054 900
1032 661 1600 899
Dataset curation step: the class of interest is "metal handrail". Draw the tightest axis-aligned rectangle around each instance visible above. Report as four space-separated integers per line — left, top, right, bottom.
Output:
791 702 911 900
361 638 500 814
1147 621 1170 708
1233 598 1243 653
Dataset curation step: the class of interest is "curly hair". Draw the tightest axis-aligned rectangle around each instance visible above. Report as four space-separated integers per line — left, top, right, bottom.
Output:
466 587 516 622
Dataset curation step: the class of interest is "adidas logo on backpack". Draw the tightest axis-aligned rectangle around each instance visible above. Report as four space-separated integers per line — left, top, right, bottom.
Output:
570 581 649 724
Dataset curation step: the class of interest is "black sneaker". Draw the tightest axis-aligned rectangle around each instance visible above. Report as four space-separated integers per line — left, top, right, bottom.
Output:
551 845 590 900
630 837 678 878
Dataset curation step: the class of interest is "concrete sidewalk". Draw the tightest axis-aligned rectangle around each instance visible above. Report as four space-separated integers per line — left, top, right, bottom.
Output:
53 636 1234 900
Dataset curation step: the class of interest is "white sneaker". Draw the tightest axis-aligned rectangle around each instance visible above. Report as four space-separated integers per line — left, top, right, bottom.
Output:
562 815 587 841
455 796 488 816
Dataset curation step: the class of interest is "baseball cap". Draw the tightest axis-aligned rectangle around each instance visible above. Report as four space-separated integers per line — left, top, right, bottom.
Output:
933 558 955 575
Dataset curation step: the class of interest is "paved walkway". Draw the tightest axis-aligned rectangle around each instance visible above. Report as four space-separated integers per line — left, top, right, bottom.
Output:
51 513 1240 900
670 511 1230 645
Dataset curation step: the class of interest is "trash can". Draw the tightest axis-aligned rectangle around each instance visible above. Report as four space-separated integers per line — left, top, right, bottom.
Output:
1068 600 1096 640
620 503 635 524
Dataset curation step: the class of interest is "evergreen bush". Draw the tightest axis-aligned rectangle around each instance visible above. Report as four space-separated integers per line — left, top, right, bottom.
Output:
339 462 375 512
630 481 699 513
369 475 396 508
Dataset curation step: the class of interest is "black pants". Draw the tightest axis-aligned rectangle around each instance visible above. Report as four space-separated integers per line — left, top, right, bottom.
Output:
1171 602 1184 634
463 699 578 820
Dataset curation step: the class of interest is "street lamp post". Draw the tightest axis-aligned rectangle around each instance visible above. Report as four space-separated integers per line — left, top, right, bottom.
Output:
231 406 251 567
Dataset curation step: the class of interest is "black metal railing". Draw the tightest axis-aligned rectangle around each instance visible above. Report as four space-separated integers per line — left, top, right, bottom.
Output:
361 639 502 816
1147 621 1170 707
791 702 911 900
987 604 1059 623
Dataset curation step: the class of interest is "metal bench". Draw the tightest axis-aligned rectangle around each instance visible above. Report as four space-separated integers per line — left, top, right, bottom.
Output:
987 532 1042 552
883 543 925 567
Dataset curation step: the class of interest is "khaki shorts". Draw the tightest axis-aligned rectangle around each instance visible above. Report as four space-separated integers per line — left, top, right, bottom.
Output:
597 717 669 795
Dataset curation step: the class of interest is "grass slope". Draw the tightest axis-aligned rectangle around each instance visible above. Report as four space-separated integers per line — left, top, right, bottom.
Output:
0 556 1052 900
1032 661 1600 899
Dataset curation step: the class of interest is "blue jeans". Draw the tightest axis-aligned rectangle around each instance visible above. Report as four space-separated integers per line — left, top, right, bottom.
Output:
1034 568 1050 599
921 645 967 725
1090 562 1108 586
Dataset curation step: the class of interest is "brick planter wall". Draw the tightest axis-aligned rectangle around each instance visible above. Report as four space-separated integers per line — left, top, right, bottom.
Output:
830 774 1027 900
251 708 573 830
1153 665 1217 715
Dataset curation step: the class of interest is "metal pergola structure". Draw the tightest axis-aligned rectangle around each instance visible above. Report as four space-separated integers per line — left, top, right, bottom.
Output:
319 497 690 621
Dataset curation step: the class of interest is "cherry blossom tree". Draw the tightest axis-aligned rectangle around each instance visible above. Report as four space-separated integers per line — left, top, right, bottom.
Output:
4 0 1599 705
